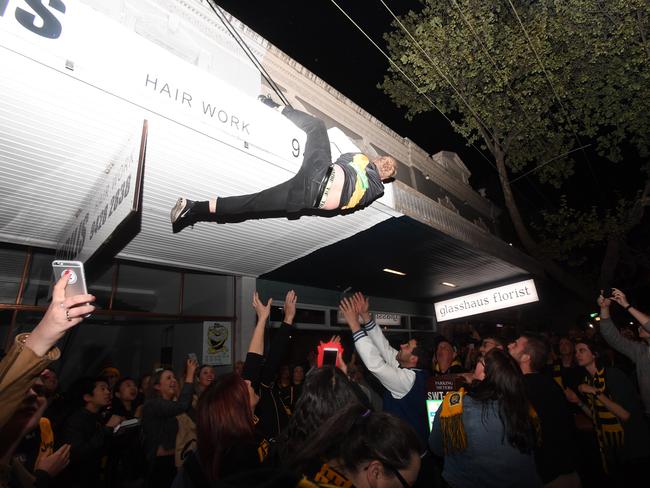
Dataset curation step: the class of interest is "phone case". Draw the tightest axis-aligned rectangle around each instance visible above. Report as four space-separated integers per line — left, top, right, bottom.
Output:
52 260 89 297
317 342 343 368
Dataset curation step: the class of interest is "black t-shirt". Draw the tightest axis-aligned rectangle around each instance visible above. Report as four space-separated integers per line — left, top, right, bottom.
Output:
59 408 111 486
523 373 576 483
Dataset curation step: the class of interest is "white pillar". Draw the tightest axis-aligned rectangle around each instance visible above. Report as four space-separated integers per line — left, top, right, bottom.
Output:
235 275 257 361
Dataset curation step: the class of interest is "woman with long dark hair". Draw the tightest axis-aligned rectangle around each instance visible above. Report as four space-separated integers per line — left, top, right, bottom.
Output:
274 364 369 465
291 403 421 487
172 372 265 486
429 348 541 487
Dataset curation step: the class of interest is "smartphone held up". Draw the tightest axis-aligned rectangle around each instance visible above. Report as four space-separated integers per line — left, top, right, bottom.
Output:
317 341 344 368
52 260 92 317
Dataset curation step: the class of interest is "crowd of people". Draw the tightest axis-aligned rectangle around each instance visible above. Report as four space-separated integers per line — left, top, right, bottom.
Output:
1 276 649 488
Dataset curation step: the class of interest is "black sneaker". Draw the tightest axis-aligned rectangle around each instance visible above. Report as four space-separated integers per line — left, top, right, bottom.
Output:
258 94 280 109
170 197 198 233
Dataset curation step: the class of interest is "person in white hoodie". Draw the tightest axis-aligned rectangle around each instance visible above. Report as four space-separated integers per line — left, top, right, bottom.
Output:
339 292 432 445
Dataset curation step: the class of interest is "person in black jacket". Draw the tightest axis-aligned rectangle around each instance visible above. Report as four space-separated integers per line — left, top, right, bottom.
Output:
509 333 580 486
170 96 397 232
241 290 297 441
58 376 123 487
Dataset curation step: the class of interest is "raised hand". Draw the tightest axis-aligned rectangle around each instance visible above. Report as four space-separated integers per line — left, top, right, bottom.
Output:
329 335 347 374
597 291 612 309
610 288 629 308
352 292 370 322
283 290 297 325
185 357 199 382
252 291 272 324
25 273 96 356
339 297 361 332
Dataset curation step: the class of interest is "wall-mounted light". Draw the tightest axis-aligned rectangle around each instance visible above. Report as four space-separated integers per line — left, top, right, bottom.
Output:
383 268 406 276
441 282 457 288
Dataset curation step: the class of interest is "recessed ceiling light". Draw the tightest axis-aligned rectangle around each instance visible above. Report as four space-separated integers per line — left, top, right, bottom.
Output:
441 282 457 287
383 268 406 276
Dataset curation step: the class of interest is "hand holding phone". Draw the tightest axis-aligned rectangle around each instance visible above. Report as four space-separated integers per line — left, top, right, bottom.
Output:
322 348 338 366
52 260 93 318
52 260 89 298
317 341 344 368
24 268 96 356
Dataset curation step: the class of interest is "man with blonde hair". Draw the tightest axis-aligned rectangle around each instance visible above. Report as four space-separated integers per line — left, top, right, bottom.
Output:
171 96 397 232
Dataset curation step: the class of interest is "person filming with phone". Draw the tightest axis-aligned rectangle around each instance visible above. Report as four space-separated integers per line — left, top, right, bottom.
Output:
0 270 95 486
597 288 650 420
0 271 96 430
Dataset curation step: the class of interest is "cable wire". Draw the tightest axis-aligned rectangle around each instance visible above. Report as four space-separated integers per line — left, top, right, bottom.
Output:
510 144 592 183
450 0 538 139
377 0 560 210
379 0 497 145
504 0 599 188
328 0 498 172
205 1 292 108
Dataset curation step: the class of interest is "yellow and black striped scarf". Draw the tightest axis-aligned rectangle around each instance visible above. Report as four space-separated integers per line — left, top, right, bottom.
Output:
586 367 624 472
311 463 354 487
440 389 467 454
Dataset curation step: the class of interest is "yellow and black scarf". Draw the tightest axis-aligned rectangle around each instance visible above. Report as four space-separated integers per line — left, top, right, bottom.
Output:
586 367 624 472
440 388 467 454
37 417 54 464
311 463 354 487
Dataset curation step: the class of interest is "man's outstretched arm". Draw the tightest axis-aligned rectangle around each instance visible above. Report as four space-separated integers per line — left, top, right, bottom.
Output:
352 292 399 369
340 298 414 399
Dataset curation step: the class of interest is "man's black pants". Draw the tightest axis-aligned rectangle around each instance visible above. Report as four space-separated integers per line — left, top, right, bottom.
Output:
216 107 332 217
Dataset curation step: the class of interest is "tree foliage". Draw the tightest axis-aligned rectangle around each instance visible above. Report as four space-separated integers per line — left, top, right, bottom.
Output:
380 0 650 292
533 196 633 265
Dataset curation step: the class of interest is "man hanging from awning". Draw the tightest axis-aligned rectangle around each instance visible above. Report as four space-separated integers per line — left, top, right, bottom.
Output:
170 95 397 233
